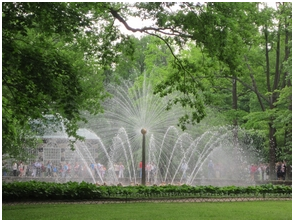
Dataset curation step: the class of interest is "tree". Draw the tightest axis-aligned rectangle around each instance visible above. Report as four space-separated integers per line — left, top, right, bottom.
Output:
238 3 292 178
2 2 132 156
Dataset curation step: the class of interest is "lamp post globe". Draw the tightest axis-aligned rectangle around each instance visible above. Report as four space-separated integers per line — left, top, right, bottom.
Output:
141 128 147 135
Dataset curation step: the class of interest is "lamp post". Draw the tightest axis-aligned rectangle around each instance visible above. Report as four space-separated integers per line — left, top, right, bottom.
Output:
141 128 147 185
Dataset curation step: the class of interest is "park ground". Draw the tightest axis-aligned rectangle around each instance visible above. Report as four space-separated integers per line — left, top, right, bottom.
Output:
2 200 292 220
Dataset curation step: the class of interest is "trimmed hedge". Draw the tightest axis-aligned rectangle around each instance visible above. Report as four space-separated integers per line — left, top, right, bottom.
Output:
2 181 292 202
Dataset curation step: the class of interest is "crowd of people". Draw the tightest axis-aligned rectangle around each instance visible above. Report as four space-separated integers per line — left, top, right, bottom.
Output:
204 159 289 181
249 161 288 181
3 159 290 182
3 160 158 181
3 161 106 179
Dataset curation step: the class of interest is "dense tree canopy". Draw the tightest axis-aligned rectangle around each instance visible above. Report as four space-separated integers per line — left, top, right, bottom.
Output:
2 2 131 155
2 2 292 179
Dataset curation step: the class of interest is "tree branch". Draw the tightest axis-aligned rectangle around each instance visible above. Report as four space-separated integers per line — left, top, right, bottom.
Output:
109 7 202 105
109 8 193 37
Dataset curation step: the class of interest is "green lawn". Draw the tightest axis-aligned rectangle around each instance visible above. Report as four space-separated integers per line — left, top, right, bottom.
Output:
2 201 292 220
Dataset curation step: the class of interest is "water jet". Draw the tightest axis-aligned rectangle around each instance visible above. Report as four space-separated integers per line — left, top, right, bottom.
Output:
9 78 262 187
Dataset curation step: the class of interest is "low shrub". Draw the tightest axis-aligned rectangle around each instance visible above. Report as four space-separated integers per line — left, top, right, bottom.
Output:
2 181 292 202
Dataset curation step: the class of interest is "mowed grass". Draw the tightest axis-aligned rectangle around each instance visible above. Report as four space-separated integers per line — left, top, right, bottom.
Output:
2 201 292 220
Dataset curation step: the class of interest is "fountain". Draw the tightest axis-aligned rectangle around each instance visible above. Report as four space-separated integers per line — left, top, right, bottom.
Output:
8 77 262 186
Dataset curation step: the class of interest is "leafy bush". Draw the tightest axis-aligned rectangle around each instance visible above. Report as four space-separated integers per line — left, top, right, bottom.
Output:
2 181 291 202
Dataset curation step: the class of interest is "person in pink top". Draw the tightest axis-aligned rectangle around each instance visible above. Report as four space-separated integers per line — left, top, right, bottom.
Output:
250 164 257 181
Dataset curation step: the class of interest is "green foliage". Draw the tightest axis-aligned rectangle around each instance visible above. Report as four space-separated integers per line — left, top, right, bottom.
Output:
2 2 131 155
2 181 102 201
2 181 291 202
272 86 292 133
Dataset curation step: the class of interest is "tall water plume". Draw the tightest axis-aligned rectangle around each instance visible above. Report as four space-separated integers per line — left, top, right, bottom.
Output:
26 76 262 186
79 77 262 186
